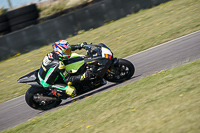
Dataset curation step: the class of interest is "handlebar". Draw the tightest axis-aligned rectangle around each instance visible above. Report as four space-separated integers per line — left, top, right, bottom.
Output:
84 45 101 58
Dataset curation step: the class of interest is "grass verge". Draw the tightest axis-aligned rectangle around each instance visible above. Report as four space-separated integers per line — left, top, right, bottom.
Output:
2 58 200 133
37 0 91 18
0 0 200 103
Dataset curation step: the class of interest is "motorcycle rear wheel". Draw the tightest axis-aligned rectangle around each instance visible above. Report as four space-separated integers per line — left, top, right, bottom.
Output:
104 59 135 82
25 87 62 110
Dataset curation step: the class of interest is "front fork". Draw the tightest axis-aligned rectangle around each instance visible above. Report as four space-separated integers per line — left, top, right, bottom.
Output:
107 57 119 73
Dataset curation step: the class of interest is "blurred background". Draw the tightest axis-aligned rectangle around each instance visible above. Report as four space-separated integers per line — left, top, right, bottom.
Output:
0 0 47 9
0 0 200 132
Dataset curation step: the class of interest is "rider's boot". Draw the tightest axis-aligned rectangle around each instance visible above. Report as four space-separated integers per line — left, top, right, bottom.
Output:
51 71 92 97
65 82 77 98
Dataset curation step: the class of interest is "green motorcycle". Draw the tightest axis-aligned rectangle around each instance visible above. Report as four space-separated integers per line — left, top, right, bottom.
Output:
18 43 135 110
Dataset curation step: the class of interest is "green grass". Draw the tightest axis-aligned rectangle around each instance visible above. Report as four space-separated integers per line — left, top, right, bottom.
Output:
0 7 7 15
0 0 200 103
37 0 92 18
2 58 200 133
0 0 89 18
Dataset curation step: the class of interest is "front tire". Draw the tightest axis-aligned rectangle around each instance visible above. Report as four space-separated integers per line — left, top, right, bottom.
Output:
25 87 62 110
104 59 135 82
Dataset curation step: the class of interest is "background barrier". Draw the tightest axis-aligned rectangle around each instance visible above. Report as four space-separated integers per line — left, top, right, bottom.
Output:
0 0 169 61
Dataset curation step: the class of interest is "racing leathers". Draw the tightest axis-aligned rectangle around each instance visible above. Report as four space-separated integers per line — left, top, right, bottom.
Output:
38 44 89 97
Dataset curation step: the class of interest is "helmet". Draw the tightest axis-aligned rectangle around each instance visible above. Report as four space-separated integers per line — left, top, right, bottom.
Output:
52 40 71 59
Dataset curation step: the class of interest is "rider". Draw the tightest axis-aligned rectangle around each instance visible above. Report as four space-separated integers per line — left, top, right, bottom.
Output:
38 40 91 98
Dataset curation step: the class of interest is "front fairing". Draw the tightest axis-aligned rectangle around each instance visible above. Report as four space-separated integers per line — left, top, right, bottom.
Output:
64 53 85 73
64 44 114 74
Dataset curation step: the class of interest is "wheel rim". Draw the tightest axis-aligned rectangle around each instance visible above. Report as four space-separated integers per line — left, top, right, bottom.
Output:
108 64 131 81
117 64 130 79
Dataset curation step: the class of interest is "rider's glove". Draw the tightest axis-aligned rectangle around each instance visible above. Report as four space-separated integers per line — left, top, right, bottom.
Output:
76 43 85 50
80 42 87 48
76 42 87 50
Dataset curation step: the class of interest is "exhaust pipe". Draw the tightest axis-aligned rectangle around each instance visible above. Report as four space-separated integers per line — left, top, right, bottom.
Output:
33 95 59 102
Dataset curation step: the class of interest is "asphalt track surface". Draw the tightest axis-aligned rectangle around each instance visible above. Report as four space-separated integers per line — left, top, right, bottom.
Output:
0 30 200 131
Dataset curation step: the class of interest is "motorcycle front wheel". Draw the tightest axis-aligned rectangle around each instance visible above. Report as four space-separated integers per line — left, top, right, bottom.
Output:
25 87 62 110
104 59 135 82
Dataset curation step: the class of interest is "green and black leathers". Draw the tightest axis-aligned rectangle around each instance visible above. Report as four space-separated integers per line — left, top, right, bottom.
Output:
38 44 85 96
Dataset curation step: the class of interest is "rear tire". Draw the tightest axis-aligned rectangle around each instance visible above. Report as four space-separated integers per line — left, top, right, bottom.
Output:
25 87 62 110
104 59 135 82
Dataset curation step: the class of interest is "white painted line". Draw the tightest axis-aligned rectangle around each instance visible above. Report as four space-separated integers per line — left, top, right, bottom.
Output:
124 30 200 59
3 95 25 103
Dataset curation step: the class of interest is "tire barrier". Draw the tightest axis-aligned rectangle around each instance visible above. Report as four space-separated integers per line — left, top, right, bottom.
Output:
10 20 38 31
0 14 10 35
0 0 170 61
7 4 39 32
7 4 37 19
9 11 39 26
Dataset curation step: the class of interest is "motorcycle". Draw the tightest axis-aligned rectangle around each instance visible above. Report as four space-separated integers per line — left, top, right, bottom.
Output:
17 43 135 110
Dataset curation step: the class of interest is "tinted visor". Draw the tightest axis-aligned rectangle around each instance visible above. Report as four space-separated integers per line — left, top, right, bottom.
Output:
62 47 71 56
